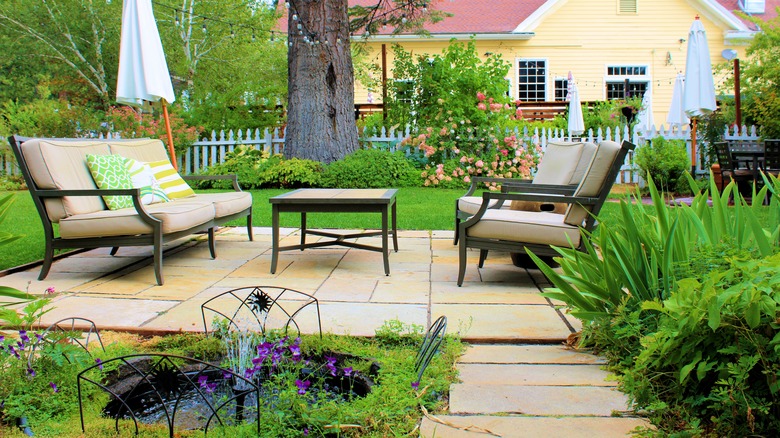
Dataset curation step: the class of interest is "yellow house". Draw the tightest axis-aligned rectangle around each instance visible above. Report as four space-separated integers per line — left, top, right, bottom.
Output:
348 0 778 126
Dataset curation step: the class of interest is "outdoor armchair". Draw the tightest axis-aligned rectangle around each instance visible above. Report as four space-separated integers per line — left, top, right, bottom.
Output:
456 140 634 286
454 140 598 244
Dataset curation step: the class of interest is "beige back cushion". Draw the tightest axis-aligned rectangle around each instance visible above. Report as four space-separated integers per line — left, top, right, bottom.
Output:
108 138 170 163
568 142 598 185
533 141 585 185
22 139 111 222
564 141 621 226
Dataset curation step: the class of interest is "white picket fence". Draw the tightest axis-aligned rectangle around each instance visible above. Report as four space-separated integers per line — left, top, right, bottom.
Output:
182 124 761 184
0 124 762 184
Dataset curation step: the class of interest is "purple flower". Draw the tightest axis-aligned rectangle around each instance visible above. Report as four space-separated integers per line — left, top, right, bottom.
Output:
325 355 338 376
198 375 208 387
244 368 255 380
295 379 311 395
223 370 233 380
49 382 59 393
35 333 43 341
45 286 56 295
19 330 29 343
27 367 36 377
303 427 309 435
411 381 420 390
9 345 19 359
198 375 217 393
95 358 103 370
342 367 353 377
0 335 4 342
289 344 302 362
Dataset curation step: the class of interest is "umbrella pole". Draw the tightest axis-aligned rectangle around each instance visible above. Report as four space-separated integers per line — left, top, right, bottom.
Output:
162 100 177 171
691 118 698 175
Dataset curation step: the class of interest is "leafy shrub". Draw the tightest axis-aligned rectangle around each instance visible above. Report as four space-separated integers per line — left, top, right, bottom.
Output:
628 254 780 435
320 149 420 188
634 136 689 192
259 156 322 188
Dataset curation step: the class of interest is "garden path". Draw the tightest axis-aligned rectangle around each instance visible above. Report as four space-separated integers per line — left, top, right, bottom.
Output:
0 227 650 436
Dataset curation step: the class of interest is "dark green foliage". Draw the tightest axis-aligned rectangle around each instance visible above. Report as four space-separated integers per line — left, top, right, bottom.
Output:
320 149 421 188
144 333 225 361
196 146 322 189
634 137 689 192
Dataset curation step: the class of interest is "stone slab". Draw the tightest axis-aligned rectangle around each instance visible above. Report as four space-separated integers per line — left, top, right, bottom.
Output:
35 296 179 329
431 282 547 305
432 303 573 341
420 415 650 438
459 345 606 365
449 384 632 416
456 364 616 386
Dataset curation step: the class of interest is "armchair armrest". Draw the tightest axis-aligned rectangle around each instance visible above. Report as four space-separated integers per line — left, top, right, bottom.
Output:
462 190 598 228
182 174 242 191
462 176 533 196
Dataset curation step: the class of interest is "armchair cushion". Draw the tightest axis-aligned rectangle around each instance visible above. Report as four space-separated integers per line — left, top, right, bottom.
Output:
467 208 582 248
564 140 621 226
457 196 502 216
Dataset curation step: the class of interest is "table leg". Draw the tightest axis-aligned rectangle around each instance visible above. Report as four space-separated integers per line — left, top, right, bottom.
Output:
271 205 279 274
301 212 307 250
391 199 398 252
382 206 390 276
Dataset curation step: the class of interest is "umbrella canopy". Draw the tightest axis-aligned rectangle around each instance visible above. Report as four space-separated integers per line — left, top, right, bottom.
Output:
666 74 690 128
567 72 585 137
117 0 177 168
635 87 654 132
683 18 716 117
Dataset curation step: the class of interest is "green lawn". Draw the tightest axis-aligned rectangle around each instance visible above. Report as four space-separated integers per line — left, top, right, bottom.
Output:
0 188 466 271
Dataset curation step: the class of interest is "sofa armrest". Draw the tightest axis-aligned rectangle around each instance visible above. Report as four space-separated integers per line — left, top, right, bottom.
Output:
462 176 534 196
36 188 160 226
182 174 241 191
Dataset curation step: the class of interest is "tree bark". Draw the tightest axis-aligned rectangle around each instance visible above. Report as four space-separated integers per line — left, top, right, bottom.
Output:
285 0 359 164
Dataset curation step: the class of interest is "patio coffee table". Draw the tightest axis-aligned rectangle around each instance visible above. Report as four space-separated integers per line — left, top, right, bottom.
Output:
269 188 398 275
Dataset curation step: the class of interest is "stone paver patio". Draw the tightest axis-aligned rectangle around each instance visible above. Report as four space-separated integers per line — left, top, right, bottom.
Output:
0 226 649 436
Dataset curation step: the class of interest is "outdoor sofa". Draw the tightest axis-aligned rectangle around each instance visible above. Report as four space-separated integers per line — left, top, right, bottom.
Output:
8 135 253 286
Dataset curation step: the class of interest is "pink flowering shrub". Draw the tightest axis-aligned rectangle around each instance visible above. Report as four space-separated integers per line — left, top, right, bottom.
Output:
106 106 202 155
404 93 541 188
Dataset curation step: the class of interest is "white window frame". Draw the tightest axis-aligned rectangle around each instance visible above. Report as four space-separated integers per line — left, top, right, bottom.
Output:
604 64 650 100
516 58 548 102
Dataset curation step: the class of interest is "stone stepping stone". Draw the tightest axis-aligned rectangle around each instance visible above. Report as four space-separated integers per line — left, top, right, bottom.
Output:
419 415 650 437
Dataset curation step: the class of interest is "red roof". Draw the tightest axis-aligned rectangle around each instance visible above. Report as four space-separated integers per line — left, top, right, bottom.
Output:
715 0 780 30
277 0 779 35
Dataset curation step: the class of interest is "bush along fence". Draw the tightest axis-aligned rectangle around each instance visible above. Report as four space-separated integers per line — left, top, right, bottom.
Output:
180 124 761 184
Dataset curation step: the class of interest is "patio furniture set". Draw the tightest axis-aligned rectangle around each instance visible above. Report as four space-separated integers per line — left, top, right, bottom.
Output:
9 134 632 286
715 139 780 187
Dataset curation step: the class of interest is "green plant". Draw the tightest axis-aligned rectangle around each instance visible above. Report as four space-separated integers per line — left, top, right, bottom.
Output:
259 156 323 188
634 137 689 192
627 254 780 435
320 148 421 188
532 175 779 322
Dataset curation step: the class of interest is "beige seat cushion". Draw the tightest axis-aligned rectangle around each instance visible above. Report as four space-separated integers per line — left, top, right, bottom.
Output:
466 208 582 248
184 192 252 218
564 141 621 226
59 201 215 239
457 196 502 215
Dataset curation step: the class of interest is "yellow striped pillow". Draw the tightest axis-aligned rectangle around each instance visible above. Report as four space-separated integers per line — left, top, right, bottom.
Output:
146 160 195 199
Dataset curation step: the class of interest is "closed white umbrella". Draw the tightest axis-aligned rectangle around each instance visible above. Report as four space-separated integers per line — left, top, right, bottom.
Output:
635 87 654 132
666 74 690 129
117 0 178 169
682 17 717 171
567 72 584 137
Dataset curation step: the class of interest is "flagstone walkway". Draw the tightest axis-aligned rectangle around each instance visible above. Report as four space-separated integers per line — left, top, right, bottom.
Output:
0 227 650 437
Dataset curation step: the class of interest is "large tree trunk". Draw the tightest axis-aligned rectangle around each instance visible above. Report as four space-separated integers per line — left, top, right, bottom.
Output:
285 0 359 164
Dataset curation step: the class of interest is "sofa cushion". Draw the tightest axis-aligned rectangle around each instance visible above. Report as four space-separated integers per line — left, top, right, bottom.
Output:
147 160 196 199
86 154 135 210
533 141 585 185
457 196 501 216
125 157 170 204
184 192 252 218
21 139 110 221
466 208 582 248
108 138 171 163
59 201 215 239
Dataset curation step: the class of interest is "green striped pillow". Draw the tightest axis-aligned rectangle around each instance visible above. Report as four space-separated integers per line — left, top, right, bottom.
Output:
85 154 134 210
125 157 170 204
147 160 195 199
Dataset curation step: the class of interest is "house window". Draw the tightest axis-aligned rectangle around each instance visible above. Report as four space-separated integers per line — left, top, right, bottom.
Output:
605 65 649 100
554 78 569 101
517 59 547 102
619 0 637 14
